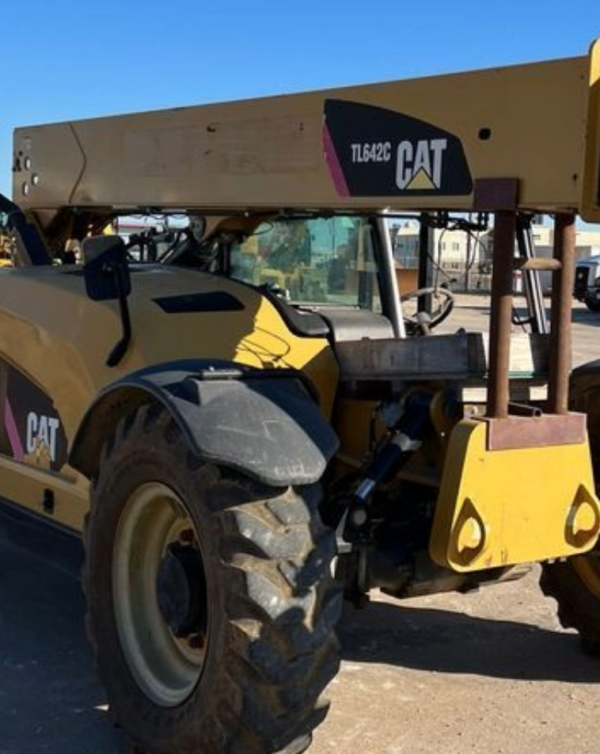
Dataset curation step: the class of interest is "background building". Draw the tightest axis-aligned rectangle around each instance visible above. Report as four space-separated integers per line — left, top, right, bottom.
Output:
390 218 600 293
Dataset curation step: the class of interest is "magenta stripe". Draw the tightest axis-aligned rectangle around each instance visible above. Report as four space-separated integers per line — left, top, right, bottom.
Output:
322 125 349 197
4 398 24 462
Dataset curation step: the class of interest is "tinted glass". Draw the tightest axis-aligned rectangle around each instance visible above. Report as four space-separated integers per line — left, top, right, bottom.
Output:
230 216 381 311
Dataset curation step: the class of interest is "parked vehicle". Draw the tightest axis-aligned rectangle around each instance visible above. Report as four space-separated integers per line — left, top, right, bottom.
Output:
574 255 600 310
2 38 600 754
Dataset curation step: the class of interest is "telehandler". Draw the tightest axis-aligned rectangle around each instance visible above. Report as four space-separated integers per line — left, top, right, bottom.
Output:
2 39 600 754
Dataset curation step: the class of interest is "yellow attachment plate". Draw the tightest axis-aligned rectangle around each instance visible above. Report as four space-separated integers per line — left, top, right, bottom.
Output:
430 417 600 572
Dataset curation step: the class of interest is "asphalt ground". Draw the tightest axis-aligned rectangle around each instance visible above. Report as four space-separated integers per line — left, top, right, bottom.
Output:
2 294 600 754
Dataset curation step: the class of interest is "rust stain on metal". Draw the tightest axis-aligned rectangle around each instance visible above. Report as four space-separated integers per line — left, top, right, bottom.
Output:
473 177 519 211
484 413 587 451
515 257 562 272
487 207 518 418
548 214 576 415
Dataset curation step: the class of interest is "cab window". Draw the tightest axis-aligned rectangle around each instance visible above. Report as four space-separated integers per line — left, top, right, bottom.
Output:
229 216 382 312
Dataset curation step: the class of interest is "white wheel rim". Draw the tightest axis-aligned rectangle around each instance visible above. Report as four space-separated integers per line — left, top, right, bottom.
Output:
112 482 206 707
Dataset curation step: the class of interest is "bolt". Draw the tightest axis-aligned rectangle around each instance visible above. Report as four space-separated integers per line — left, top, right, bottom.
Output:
349 506 368 528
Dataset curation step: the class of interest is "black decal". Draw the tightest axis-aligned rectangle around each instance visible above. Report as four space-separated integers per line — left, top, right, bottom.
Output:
153 292 244 313
323 99 473 197
0 359 68 471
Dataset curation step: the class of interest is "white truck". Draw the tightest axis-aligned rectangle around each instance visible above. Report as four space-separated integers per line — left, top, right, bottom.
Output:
574 256 600 310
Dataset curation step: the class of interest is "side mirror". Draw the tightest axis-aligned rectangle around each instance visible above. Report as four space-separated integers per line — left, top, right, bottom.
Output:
82 235 132 367
82 235 131 301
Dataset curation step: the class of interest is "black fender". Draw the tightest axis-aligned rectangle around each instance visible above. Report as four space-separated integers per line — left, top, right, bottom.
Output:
69 360 339 487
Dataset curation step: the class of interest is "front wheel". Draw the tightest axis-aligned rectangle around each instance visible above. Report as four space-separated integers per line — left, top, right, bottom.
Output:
84 403 342 754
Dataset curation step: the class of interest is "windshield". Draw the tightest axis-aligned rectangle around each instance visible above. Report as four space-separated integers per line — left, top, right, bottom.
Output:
229 216 382 311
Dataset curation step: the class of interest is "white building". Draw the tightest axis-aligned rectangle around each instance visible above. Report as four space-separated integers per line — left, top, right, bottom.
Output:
390 219 600 292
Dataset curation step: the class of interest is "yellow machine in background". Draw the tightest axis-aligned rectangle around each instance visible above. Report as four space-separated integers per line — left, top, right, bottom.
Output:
2 39 600 754
0 220 14 266
0 243 12 267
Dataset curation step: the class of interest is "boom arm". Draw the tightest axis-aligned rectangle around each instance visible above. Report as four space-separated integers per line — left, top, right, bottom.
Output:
11 40 600 225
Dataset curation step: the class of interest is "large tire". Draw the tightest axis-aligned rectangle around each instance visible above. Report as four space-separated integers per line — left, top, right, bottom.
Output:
84 402 342 754
540 557 600 653
584 295 600 312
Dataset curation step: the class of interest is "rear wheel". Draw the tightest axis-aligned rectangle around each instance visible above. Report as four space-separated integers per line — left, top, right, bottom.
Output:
540 555 600 653
84 403 342 754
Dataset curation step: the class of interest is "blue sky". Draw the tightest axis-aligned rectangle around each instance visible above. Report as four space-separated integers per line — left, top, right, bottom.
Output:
1 0 599 197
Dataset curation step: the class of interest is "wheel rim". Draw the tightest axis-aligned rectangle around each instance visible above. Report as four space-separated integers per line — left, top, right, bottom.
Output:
113 482 208 707
573 554 600 601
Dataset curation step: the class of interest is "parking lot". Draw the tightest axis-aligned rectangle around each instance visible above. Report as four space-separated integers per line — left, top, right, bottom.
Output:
2 295 600 754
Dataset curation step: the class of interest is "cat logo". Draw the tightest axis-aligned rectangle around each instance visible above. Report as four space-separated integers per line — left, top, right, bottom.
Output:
26 411 60 463
396 138 447 190
324 99 473 198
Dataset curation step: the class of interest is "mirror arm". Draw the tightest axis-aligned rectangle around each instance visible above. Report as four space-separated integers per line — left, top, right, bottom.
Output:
106 264 132 367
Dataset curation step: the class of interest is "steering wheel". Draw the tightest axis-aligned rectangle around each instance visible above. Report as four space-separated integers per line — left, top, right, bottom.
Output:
400 286 455 335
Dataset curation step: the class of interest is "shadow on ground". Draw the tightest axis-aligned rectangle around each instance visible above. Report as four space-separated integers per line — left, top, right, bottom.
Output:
2 531 600 754
0 539 126 754
337 597 600 684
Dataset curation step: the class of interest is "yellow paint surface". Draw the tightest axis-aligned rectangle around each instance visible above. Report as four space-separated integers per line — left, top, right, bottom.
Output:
430 418 600 572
